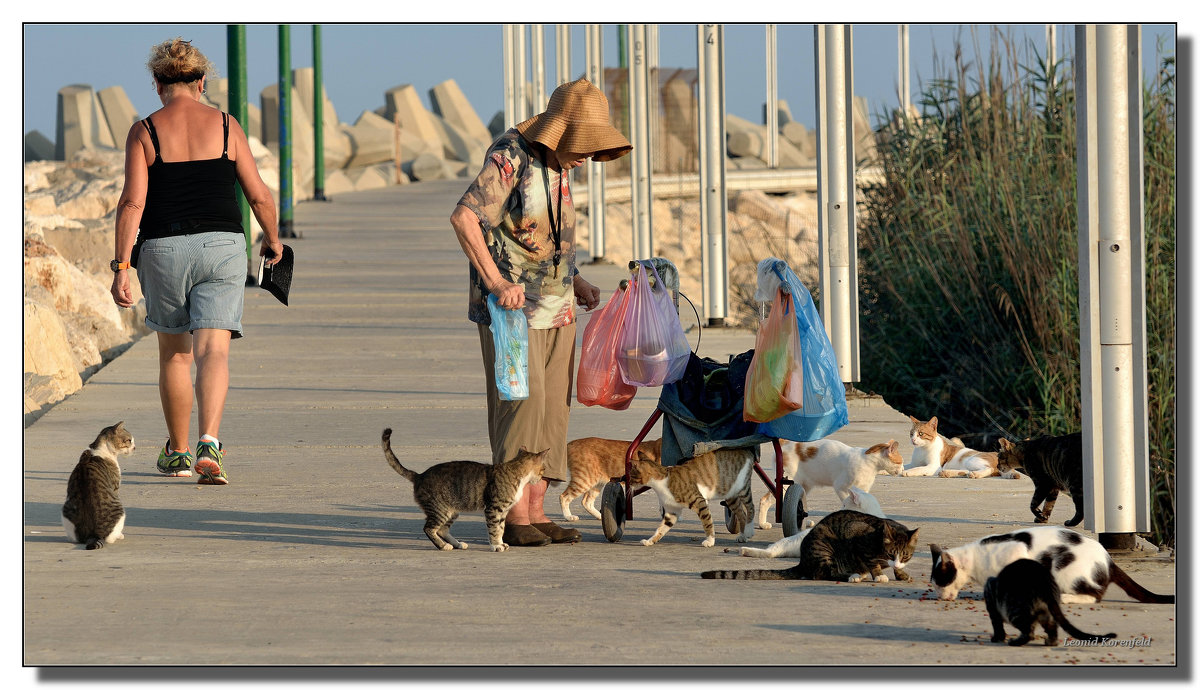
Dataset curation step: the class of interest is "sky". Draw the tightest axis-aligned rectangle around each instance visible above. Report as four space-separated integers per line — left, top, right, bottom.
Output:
22 23 1177 144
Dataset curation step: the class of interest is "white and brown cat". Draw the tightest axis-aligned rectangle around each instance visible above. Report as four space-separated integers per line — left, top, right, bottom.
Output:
62 422 134 550
757 438 902 529
559 437 662 522
901 415 1020 479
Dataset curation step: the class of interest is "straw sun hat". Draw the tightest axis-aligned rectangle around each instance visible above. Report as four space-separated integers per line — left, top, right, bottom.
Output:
515 78 632 162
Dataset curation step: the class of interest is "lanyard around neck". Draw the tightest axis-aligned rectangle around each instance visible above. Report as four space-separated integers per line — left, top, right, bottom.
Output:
542 162 563 277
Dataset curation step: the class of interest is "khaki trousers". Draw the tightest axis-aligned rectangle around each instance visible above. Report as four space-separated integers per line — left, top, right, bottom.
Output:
478 323 575 481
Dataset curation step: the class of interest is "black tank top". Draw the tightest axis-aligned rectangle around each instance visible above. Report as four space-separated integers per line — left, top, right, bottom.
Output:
138 112 243 240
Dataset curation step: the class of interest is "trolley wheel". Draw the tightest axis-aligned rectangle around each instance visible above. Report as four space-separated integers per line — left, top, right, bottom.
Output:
600 480 626 542
723 501 743 535
781 484 808 537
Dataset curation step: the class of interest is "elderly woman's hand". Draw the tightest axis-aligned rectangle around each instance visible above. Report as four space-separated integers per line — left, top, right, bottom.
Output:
489 278 526 310
573 275 601 311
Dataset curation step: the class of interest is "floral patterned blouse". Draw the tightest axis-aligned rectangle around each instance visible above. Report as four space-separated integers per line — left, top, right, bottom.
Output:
457 128 578 330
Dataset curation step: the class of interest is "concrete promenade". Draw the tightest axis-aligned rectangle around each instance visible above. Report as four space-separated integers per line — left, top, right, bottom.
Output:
22 181 1178 671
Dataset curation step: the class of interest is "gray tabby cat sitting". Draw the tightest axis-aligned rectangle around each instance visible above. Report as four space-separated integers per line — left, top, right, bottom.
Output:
62 422 135 550
381 428 547 552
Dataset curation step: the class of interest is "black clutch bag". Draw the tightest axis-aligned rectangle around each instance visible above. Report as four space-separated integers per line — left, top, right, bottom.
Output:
257 244 294 305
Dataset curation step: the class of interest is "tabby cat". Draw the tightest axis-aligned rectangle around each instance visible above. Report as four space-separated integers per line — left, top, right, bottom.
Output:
758 438 902 529
984 558 1117 647
997 432 1084 526
930 526 1175 604
62 421 134 550
701 510 919 581
559 437 662 522
901 415 1018 478
381 428 547 552
627 447 757 547
740 487 885 559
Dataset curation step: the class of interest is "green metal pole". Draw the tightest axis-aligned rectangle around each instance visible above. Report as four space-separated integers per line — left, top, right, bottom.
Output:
227 25 252 270
312 24 328 201
278 24 297 238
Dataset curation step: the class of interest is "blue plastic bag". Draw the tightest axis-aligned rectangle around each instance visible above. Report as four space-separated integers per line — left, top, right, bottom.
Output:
486 293 529 401
753 258 848 441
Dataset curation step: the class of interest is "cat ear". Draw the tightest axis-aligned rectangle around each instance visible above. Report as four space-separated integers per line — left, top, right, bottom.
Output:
998 438 1011 450
929 416 938 428
908 415 919 423
907 528 921 547
929 543 943 561
115 421 125 429
887 440 898 452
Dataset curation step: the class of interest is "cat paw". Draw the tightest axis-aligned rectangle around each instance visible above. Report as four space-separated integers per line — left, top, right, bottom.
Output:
1034 515 1049 524
640 539 655 546
874 574 890 583
457 542 469 550
440 544 454 551
991 635 1006 644
564 515 580 522
756 521 770 530
848 574 863 583
735 534 749 543
701 537 716 548
491 543 510 552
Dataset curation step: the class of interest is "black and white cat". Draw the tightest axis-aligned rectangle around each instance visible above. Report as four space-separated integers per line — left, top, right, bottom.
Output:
62 422 134 550
984 559 1117 647
930 526 1175 604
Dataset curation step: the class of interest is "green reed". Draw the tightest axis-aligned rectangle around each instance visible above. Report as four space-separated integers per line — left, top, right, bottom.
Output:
856 31 1175 547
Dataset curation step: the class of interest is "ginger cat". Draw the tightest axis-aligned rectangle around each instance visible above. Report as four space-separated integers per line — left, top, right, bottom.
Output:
559 437 662 522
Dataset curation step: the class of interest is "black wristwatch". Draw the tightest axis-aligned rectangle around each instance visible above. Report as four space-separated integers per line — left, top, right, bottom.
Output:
110 259 130 272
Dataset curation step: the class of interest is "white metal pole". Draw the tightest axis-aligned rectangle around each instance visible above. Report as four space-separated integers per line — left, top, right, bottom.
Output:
531 24 547 114
585 24 606 262
1075 24 1150 548
628 23 653 260
698 23 729 325
556 24 571 85
1047 24 1057 76
814 24 860 383
766 24 779 169
515 24 527 122
503 25 516 129
899 24 910 114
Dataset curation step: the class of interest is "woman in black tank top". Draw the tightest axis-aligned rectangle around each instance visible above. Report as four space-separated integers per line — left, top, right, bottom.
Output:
110 37 283 486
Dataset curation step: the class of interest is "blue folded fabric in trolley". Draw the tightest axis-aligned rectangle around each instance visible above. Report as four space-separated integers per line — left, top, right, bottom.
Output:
656 352 769 466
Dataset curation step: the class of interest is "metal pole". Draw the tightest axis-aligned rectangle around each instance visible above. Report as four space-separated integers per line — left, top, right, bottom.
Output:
585 24 607 262
698 24 728 326
515 24 528 122
278 24 296 238
765 24 778 169
814 24 860 383
899 24 910 114
226 25 252 271
628 24 652 260
1075 24 1149 548
556 24 571 85
312 24 328 201
531 24 547 113
1046 24 1058 84
503 25 515 129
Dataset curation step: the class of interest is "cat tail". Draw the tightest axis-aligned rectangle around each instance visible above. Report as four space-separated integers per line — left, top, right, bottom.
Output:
381 428 418 483
1048 599 1116 642
1108 562 1175 603
85 537 105 550
700 567 793 580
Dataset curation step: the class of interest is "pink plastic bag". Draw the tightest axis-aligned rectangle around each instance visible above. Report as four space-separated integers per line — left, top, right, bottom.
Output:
576 286 637 410
616 263 691 387
743 287 804 423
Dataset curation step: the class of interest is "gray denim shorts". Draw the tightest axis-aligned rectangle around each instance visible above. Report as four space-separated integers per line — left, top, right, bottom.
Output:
137 231 247 339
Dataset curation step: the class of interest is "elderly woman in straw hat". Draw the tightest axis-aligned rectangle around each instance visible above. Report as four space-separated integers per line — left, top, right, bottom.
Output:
450 78 632 547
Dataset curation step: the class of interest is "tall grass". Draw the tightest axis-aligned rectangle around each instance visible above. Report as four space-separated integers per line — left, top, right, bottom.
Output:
857 31 1175 548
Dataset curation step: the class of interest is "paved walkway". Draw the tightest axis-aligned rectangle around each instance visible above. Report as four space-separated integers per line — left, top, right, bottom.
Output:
22 181 1177 671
